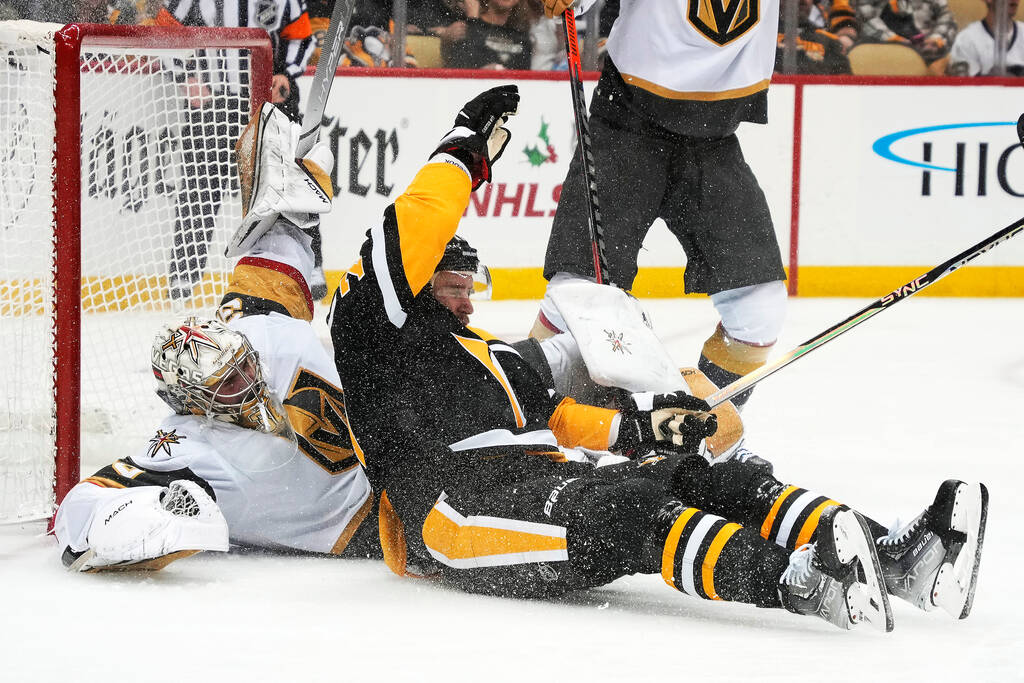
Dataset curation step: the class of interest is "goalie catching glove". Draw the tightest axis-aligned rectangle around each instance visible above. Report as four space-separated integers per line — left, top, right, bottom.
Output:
431 84 519 190
226 102 335 257
612 391 718 457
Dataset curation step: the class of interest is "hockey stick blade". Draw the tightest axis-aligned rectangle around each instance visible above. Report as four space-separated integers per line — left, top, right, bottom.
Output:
295 0 354 159
561 9 613 287
705 215 1024 408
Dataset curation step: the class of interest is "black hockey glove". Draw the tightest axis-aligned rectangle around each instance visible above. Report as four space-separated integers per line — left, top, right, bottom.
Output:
612 391 718 457
430 84 520 190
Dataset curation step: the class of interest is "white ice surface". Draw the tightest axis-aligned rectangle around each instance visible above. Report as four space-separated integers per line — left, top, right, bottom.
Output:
3 297 1023 682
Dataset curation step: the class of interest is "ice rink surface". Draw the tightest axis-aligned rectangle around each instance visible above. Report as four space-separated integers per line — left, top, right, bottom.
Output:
3 296 1023 682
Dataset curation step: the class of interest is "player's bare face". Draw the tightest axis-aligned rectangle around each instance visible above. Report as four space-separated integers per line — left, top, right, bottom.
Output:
432 271 475 325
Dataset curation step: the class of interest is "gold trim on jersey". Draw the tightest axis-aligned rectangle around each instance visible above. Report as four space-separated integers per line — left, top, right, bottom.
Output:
224 261 312 321
379 490 409 576
330 492 375 555
282 367 358 474
422 497 568 568
82 476 127 489
453 334 526 428
394 162 472 296
619 73 770 102
548 397 616 451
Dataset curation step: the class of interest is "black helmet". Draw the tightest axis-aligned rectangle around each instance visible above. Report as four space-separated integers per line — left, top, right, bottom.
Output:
436 235 480 274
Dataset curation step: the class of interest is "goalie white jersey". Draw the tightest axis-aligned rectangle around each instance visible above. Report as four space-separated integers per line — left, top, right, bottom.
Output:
55 221 373 560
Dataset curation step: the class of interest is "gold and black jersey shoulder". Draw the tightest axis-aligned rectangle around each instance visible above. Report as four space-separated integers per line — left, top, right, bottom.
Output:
218 256 314 324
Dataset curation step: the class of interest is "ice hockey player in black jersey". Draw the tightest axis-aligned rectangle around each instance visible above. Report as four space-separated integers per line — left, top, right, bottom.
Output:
329 86 988 631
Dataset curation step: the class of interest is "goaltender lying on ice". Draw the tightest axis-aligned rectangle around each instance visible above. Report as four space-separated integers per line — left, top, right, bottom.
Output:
54 91 987 634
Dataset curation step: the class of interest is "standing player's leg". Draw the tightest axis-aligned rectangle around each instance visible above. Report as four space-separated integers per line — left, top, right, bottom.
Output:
663 133 787 409
532 114 667 339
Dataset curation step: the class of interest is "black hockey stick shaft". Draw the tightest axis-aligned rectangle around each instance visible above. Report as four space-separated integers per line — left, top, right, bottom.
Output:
295 0 354 158
705 215 1024 408
561 9 613 287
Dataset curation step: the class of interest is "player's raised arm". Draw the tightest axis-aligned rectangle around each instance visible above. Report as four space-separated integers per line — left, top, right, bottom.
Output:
328 85 519 339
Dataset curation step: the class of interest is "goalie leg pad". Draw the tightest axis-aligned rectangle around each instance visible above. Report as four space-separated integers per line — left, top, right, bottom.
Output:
76 481 229 572
227 103 335 257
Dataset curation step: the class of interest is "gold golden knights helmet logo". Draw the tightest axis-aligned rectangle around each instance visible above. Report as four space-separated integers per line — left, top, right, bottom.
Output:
688 0 761 46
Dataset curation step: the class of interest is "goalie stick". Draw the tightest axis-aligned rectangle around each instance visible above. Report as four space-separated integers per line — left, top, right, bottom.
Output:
295 0 354 158
705 212 1024 408
561 8 613 287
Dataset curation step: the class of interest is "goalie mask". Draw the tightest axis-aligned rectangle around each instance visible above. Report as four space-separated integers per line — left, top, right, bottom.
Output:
151 317 289 435
432 235 492 301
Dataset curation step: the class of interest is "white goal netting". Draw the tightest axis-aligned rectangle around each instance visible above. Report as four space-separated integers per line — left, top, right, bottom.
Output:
0 21 268 521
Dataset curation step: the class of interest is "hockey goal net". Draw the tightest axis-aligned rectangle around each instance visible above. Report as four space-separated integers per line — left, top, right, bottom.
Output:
0 22 271 521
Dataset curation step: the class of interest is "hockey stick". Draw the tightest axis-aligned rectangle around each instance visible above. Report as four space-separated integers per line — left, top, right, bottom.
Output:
561 8 613 287
705 215 1024 408
295 0 354 158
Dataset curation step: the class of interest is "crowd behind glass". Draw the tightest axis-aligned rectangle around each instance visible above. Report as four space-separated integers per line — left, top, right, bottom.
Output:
0 0 1020 77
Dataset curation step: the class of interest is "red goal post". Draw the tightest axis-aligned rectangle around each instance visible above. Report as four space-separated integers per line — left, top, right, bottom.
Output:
0 22 272 522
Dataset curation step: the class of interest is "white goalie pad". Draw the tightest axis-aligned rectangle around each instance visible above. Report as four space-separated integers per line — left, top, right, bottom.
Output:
549 281 686 393
73 481 229 572
227 102 334 257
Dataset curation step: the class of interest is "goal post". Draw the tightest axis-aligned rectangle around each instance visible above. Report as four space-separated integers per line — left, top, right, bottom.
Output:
0 21 272 522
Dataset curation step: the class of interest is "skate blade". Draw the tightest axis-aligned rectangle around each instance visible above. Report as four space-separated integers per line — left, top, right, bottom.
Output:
933 482 988 619
834 510 895 632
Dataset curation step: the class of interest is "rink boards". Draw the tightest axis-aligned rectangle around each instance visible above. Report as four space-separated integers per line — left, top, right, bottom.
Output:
312 72 1024 298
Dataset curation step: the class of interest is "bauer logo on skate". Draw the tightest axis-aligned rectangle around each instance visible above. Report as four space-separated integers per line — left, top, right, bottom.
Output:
872 122 1024 198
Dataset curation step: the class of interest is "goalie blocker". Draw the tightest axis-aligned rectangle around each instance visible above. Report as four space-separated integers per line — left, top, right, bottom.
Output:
227 102 335 258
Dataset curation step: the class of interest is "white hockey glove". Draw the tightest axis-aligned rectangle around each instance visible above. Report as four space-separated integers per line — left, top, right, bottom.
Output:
430 84 519 190
611 391 718 457
227 102 335 257
70 481 228 572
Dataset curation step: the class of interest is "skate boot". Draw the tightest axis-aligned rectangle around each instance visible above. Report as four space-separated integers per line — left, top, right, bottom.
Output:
876 480 988 619
779 507 893 631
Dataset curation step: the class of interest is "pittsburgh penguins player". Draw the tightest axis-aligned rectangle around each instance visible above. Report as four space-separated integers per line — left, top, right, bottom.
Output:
531 0 787 411
53 104 375 571
329 85 988 630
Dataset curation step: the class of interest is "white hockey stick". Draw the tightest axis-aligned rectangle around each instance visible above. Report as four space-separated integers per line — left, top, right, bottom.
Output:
705 215 1024 408
295 0 354 158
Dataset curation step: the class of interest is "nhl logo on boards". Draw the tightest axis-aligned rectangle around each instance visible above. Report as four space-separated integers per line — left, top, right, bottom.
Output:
604 329 631 355
687 0 759 46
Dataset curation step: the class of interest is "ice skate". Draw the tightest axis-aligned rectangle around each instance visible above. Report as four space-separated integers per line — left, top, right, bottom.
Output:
779 507 894 632
876 480 988 619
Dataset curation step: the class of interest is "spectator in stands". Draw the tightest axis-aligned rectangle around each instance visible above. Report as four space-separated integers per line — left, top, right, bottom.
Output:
8 0 111 22
948 0 1024 74
776 0 853 73
809 0 859 50
407 0 479 44
855 0 957 65
442 0 533 69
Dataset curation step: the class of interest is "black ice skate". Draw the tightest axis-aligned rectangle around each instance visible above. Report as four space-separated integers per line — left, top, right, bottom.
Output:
779 507 894 632
876 480 988 619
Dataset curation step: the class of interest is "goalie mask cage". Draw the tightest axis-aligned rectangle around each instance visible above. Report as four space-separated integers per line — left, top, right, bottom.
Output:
0 22 271 522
